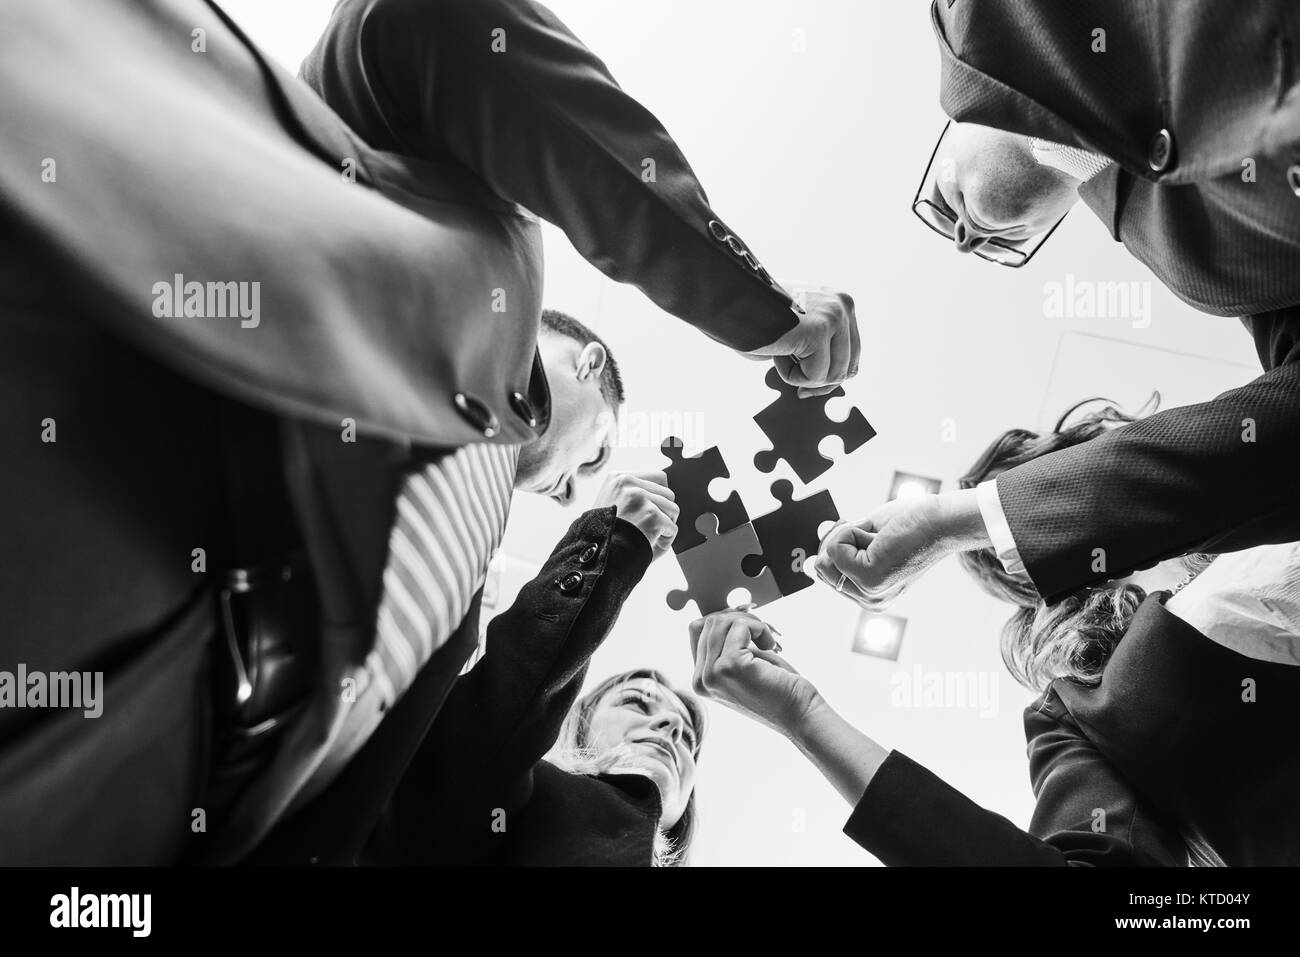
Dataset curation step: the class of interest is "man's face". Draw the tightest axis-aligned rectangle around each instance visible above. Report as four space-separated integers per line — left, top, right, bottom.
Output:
515 331 616 505
930 122 1080 253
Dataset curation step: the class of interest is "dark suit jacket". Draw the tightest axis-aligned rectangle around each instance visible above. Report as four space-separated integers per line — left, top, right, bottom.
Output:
357 506 662 866
844 594 1300 865
931 0 1300 602
0 0 793 864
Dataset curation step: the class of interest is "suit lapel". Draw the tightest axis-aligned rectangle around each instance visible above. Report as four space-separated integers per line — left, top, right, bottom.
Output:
281 420 408 641
203 0 361 170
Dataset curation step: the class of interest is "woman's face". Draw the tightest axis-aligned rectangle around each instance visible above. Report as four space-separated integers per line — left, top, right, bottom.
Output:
586 677 700 828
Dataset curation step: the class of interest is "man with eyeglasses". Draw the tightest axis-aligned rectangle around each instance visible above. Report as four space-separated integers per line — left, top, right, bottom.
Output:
818 0 1300 613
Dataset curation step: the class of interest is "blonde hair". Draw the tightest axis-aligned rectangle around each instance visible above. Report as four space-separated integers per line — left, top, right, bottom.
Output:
547 669 706 866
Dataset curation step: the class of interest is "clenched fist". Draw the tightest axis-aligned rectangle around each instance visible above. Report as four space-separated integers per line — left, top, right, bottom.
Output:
814 488 991 610
745 284 861 397
594 470 679 560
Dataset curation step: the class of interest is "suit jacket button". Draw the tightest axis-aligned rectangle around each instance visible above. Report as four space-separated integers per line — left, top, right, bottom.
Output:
1148 129 1174 173
454 392 500 438
579 543 599 564
557 571 583 593
1288 163 1300 197
509 391 537 428
707 219 729 242
726 235 746 257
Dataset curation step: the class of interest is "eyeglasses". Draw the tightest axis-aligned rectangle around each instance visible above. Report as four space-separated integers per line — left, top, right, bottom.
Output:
912 121 1066 268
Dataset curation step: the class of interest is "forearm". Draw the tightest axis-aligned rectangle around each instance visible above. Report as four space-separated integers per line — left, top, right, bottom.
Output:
398 509 650 808
998 361 1300 603
304 0 797 352
788 695 890 807
788 693 1068 866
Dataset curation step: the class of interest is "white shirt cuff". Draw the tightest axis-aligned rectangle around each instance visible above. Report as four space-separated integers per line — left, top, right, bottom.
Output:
976 480 1030 580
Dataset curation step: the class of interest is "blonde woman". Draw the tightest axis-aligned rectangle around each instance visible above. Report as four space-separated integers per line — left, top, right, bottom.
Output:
361 471 731 866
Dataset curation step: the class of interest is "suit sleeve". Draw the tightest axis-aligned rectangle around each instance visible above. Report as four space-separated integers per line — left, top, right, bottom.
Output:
299 0 798 352
996 307 1300 604
371 506 652 863
843 698 1186 866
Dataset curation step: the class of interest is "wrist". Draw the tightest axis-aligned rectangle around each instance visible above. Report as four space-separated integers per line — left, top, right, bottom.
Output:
606 515 655 577
935 487 992 553
785 690 835 749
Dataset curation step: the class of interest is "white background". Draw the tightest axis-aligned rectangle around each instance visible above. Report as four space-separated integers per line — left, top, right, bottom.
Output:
223 0 1257 865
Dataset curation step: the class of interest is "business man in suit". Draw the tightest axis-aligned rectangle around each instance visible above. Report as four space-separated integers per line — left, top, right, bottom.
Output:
817 0 1300 609
0 0 858 865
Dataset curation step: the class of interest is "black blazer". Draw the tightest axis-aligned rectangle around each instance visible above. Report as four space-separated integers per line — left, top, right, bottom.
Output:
844 594 1300 865
362 507 663 866
931 0 1300 603
933 0 1300 318
0 0 794 864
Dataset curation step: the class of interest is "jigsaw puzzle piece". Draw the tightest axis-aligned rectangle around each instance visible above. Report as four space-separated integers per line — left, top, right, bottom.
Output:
666 515 781 615
752 368 876 483
740 480 839 597
661 436 749 554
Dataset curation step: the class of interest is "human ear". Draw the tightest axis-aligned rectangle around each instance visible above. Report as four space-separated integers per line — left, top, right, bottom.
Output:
576 341 608 381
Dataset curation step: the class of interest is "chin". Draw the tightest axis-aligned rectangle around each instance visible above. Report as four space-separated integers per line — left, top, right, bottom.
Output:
638 759 679 805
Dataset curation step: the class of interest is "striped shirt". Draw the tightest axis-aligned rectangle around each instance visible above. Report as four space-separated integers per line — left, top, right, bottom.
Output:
291 442 519 807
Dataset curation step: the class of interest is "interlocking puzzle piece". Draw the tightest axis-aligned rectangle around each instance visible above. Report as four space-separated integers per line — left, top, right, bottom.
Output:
752 368 877 483
740 480 839 597
661 436 749 554
667 514 781 615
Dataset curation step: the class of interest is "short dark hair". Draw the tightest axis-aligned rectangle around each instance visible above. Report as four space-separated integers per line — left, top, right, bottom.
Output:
540 309 625 407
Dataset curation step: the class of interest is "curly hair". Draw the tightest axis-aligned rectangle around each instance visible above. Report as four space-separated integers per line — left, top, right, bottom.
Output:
957 396 1169 691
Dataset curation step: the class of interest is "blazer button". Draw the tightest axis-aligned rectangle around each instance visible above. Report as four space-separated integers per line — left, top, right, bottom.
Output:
1148 129 1175 173
1288 163 1300 198
579 543 599 564
453 392 500 438
557 571 583 594
726 235 746 257
707 219 729 242
509 391 537 428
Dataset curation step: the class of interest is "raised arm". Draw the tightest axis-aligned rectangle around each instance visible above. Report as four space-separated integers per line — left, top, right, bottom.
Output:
996 312 1300 602
816 308 1300 607
372 473 674 862
689 609 1186 865
301 0 860 390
